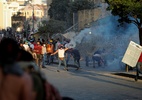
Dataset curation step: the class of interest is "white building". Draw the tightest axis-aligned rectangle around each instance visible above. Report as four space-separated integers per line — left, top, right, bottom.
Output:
31 0 42 4
8 2 20 15
0 0 12 29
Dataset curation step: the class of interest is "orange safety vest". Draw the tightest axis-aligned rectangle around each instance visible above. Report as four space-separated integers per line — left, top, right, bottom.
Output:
46 44 54 53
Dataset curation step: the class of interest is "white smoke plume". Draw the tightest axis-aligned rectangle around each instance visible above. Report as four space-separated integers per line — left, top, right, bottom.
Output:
73 16 139 71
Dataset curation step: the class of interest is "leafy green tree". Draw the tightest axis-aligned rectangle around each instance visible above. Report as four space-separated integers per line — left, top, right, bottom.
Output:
70 0 95 12
38 19 66 36
106 0 142 45
48 0 95 28
48 0 70 21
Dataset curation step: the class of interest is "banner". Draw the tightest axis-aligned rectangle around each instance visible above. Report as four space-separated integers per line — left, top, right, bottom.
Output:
122 41 142 67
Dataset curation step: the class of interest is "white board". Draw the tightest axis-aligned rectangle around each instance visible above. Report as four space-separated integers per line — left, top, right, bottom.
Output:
122 41 142 67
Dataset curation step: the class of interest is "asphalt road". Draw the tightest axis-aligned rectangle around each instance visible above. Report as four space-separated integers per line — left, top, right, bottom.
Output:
41 63 142 100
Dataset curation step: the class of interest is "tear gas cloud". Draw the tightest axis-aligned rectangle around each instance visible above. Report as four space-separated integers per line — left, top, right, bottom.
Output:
73 16 139 71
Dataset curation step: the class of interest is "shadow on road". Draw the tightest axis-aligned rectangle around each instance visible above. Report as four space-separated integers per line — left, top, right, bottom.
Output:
68 69 142 91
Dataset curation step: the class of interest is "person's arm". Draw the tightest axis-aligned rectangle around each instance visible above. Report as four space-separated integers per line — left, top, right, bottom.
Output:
64 48 69 51
51 50 58 55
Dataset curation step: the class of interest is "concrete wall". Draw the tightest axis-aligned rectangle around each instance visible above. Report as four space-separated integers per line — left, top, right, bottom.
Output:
77 0 110 30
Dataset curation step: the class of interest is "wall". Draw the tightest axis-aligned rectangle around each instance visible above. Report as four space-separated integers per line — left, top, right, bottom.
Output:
77 0 110 30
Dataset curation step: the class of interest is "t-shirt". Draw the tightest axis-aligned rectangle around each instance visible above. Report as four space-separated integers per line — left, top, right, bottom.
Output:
23 44 29 51
58 49 65 58
34 45 42 54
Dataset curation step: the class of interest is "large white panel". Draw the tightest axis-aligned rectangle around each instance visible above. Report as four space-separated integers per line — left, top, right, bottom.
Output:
122 41 142 67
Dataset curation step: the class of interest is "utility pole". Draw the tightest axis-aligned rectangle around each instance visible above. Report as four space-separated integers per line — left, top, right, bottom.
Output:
32 4 35 33
72 0 75 31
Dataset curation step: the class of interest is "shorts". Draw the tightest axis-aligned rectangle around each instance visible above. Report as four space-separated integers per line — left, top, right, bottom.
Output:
36 54 42 60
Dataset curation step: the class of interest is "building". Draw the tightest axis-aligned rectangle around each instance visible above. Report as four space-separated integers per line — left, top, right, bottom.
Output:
0 0 12 30
19 4 47 31
7 0 29 6
77 0 110 30
7 2 20 15
31 0 42 4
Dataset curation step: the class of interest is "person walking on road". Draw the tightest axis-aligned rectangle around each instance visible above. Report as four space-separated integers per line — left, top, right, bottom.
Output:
41 43 47 68
33 41 42 68
70 48 81 70
51 45 68 72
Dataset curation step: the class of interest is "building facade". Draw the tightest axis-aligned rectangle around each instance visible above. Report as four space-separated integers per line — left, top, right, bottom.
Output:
77 0 110 30
7 0 28 6
8 2 20 15
0 0 12 30
19 4 47 31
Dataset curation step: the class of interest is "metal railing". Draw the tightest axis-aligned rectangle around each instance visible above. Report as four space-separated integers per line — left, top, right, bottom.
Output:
64 23 79 34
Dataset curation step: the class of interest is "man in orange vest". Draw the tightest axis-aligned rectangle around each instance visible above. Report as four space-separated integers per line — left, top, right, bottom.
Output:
46 40 54 65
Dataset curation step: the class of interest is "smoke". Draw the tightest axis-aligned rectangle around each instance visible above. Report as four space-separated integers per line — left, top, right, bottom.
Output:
73 16 139 71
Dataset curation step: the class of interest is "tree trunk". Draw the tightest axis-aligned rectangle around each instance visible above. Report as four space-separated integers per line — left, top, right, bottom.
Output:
139 27 142 46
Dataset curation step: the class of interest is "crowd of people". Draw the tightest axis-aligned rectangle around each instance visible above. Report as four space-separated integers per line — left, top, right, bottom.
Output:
0 28 108 100
17 36 81 72
0 36 77 100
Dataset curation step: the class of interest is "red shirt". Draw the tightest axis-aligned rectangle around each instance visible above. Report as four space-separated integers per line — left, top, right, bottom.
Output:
138 53 142 62
34 44 42 54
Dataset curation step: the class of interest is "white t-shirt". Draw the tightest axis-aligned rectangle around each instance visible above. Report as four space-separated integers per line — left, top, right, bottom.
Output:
42 46 47 54
58 49 65 58
23 44 29 51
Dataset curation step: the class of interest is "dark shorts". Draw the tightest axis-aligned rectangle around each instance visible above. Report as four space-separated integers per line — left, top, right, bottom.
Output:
36 54 42 59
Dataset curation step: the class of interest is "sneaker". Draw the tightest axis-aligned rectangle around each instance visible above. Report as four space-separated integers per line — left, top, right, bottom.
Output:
42 66 46 68
76 67 79 70
64 68 68 71
57 70 60 72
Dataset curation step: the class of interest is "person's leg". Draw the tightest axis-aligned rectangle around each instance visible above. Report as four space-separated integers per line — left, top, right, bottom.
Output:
50 55 54 63
46 53 50 65
63 58 68 71
36 58 39 67
76 58 80 70
57 58 62 72
42 54 46 68
85 56 89 67
66 53 70 66
48 53 52 64
77 58 80 68
92 58 95 68
41 54 44 66
74 58 78 69
39 54 42 68
135 62 140 81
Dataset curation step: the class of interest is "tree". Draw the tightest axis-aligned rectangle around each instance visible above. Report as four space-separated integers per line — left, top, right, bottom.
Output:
38 19 66 36
70 0 95 12
105 0 142 45
48 0 95 28
48 0 71 25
